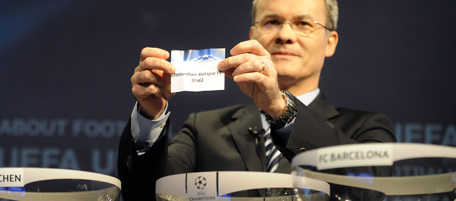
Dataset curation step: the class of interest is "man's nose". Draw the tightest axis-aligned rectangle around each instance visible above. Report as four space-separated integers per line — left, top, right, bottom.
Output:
275 22 297 44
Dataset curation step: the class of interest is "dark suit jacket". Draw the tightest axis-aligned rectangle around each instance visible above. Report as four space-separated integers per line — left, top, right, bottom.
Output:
117 93 396 201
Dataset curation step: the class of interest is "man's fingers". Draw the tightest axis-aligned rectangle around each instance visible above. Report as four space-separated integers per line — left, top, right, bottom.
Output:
137 47 175 74
218 40 270 72
233 72 266 86
230 40 270 57
131 70 166 87
139 57 175 74
231 59 270 77
140 47 169 62
218 53 256 71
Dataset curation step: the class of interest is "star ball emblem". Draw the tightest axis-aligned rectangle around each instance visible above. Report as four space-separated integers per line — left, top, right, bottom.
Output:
194 176 207 190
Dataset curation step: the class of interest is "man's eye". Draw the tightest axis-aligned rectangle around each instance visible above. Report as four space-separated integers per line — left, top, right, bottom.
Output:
296 21 311 27
264 20 281 26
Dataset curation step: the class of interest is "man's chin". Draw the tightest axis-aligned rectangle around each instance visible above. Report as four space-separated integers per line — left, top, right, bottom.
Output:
274 60 300 73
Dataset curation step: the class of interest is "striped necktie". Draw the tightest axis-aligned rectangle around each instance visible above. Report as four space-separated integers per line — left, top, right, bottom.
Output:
264 127 281 172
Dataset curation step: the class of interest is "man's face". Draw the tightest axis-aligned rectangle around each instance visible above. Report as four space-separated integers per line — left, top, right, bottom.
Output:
250 0 338 92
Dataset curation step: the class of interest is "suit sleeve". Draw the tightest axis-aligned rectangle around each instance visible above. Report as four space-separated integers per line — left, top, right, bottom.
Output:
118 113 200 201
117 118 170 201
272 100 396 162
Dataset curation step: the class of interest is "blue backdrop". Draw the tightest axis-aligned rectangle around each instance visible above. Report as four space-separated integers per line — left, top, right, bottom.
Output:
1 0 455 178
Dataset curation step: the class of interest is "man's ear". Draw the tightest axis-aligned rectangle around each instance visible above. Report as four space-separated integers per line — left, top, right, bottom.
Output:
325 31 339 57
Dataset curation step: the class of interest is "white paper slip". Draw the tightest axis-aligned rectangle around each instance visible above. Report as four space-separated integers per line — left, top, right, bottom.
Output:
171 48 225 93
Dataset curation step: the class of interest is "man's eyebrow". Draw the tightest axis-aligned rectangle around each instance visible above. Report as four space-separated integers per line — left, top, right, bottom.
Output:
294 15 313 20
259 14 313 20
260 14 281 20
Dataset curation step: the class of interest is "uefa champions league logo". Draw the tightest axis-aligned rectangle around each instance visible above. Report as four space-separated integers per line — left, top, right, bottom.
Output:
194 176 207 190
190 55 220 62
189 175 216 200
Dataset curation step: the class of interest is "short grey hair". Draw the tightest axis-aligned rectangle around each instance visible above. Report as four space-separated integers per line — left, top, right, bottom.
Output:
251 0 339 31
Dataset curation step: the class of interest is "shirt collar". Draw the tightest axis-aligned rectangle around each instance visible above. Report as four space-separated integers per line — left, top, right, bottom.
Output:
296 88 320 106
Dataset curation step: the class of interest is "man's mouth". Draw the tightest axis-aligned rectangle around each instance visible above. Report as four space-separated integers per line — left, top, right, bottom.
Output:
271 51 299 58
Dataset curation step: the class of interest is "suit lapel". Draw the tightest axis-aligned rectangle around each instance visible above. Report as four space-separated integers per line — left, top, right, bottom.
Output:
308 93 339 121
227 102 265 172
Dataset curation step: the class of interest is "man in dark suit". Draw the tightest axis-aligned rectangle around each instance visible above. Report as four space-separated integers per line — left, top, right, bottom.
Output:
118 0 396 200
